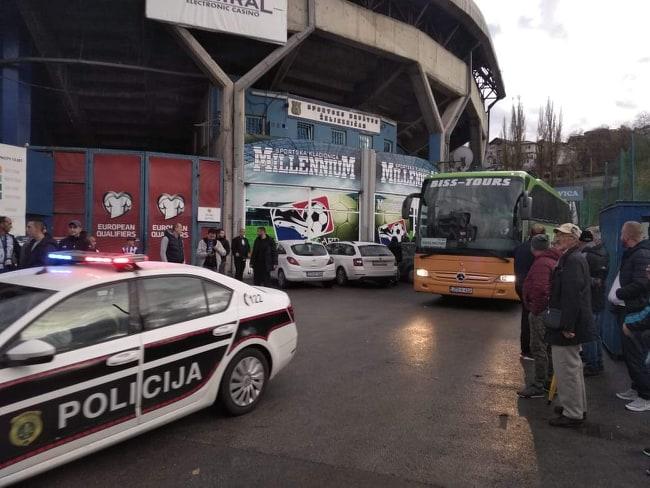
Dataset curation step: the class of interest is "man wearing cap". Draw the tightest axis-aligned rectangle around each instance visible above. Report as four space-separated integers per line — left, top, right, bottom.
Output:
580 227 609 376
547 223 595 427
58 220 90 251
518 233 562 398
614 221 650 412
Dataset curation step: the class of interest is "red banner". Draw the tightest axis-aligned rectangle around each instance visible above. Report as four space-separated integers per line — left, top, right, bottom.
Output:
147 156 193 262
92 154 142 253
53 152 86 240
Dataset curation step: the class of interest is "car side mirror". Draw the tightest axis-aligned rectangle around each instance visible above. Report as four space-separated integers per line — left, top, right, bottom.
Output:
402 193 420 220
2 339 56 367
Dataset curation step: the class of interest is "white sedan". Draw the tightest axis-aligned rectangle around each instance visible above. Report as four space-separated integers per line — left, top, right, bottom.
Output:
326 241 398 286
271 240 335 289
0 251 297 486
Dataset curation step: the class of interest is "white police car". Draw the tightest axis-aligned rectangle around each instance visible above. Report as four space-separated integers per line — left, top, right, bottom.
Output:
0 252 297 486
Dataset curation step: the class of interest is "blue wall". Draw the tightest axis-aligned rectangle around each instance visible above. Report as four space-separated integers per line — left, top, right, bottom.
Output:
244 90 397 152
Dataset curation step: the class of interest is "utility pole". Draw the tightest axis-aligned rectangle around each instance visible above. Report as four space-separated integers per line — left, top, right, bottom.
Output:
631 129 637 201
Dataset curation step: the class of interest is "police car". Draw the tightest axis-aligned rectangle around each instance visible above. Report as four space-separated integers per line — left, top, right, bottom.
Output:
0 252 297 486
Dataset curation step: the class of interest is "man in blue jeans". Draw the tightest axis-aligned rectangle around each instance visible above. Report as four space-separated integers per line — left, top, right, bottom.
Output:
581 227 609 376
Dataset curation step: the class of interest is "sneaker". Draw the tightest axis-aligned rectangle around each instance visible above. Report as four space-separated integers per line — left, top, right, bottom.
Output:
517 385 545 398
617 389 640 401
520 353 534 361
642 447 650 457
625 397 650 412
549 415 584 428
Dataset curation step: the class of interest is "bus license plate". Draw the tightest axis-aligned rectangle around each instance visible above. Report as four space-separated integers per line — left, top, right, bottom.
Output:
306 271 323 277
450 286 473 295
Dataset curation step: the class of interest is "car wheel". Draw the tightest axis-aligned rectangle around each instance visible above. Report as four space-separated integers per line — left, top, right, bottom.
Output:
277 269 288 289
336 267 348 286
322 280 335 288
219 348 269 416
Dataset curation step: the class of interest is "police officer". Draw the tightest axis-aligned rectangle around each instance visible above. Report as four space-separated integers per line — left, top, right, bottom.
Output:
58 220 91 251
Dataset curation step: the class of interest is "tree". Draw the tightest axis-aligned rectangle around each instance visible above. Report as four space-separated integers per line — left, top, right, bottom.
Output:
500 116 511 169
509 97 526 170
633 111 650 129
536 98 563 184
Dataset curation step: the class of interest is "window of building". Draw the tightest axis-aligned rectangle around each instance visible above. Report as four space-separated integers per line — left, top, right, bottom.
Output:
297 122 314 140
331 129 346 145
246 115 264 135
359 134 372 149
383 140 394 153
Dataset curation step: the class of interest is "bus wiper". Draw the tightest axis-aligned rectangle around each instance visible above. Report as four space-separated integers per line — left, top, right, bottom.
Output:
479 249 510 262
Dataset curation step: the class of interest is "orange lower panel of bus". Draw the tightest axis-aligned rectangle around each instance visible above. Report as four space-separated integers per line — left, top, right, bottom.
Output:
413 254 520 301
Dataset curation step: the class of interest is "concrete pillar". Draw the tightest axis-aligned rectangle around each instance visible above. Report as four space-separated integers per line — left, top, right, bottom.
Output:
469 118 486 169
360 148 376 241
428 133 444 164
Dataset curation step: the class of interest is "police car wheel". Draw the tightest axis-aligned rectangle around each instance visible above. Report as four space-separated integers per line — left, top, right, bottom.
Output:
336 267 348 286
220 348 269 416
277 269 288 289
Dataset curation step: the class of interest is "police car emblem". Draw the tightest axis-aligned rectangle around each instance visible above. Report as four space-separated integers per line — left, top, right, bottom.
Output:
10 411 43 447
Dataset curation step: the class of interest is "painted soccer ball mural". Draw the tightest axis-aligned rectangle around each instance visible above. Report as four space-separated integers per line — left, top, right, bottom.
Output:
330 193 359 241
378 219 407 245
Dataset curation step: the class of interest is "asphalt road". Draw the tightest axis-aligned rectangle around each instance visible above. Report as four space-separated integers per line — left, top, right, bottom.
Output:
25 283 650 487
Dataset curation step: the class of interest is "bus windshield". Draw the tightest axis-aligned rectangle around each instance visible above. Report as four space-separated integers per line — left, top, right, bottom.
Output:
418 176 524 255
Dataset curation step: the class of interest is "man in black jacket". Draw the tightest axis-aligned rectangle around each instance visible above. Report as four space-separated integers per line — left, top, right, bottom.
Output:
250 227 277 286
581 227 609 376
615 221 650 411
20 220 58 269
514 224 546 360
160 223 185 263
58 220 90 251
547 223 595 428
217 229 231 274
0 216 21 273
231 228 251 281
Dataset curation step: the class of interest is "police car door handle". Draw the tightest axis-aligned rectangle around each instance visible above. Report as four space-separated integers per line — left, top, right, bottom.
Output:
106 350 140 366
213 322 238 336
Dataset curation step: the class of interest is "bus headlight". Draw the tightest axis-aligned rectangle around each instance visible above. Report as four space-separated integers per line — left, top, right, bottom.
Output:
498 275 516 283
416 269 429 277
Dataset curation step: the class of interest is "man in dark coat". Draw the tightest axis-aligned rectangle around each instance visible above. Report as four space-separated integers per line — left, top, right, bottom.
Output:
231 228 251 281
20 220 58 269
580 227 609 376
250 227 277 286
518 234 562 398
388 236 402 264
614 221 650 412
160 223 185 263
514 223 546 360
217 229 231 274
547 223 595 428
58 220 90 251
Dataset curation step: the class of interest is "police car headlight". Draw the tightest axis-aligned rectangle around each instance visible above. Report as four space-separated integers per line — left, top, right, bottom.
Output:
498 275 516 283
416 268 429 277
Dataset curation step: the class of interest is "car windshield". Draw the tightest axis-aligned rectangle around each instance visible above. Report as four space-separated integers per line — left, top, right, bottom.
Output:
359 245 392 257
291 243 327 256
418 176 525 255
0 283 55 334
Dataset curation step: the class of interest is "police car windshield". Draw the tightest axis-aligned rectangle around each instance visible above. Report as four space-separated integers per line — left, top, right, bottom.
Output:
418 176 524 255
0 284 55 333
291 243 327 256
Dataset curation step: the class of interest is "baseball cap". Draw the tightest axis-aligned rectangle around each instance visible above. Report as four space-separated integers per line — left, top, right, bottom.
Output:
531 234 550 251
579 230 594 243
554 223 582 239
68 219 82 228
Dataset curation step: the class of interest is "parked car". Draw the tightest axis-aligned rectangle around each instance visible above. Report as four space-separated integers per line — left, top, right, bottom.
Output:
326 241 398 286
271 240 335 289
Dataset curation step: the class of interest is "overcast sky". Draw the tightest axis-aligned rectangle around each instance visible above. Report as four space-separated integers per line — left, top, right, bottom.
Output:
474 0 650 141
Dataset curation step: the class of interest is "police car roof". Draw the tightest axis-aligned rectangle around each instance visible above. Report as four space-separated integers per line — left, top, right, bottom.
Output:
0 261 195 292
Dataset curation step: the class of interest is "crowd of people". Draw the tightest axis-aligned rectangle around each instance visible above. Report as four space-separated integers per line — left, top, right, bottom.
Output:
514 220 650 473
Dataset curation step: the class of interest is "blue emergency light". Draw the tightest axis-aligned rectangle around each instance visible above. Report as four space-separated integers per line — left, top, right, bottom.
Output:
47 251 147 268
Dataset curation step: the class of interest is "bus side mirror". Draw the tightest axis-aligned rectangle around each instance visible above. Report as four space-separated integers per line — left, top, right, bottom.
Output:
521 192 532 220
402 193 420 220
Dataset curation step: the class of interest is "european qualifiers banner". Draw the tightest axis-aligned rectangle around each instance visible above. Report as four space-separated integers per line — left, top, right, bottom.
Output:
244 141 362 191
375 153 436 196
146 0 287 45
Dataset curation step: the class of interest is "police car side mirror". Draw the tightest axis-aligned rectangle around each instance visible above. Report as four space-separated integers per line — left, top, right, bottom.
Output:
3 339 55 367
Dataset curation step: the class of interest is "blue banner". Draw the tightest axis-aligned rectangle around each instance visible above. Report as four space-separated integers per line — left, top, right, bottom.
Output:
375 152 435 195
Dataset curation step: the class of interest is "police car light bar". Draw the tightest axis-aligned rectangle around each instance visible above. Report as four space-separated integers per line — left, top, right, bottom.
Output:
48 251 148 266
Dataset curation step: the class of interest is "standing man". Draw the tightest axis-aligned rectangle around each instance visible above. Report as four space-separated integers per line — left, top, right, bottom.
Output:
614 221 650 411
160 223 185 263
518 234 562 398
231 228 251 281
0 216 21 273
581 227 609 376
197 228 226 272
58 220 90 251
547 223 594 428
20 220 58 269
250 227 277 286
514 223 547 360
217 229 231 274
